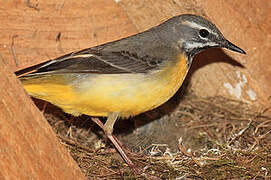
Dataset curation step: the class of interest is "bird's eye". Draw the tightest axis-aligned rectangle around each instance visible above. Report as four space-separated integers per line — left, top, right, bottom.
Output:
199 29 209 38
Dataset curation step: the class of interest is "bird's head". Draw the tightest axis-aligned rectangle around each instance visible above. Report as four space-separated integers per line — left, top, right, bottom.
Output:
156 14 246 61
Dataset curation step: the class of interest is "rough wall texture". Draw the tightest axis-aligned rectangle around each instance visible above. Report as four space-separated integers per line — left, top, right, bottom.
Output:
0 58 85 179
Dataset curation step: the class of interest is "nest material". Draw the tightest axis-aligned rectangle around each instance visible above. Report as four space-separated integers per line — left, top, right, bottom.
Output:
41 93 271 179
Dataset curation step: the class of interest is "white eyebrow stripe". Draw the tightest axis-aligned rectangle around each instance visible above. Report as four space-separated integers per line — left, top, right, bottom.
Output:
183 20 218 37
183 20 208 30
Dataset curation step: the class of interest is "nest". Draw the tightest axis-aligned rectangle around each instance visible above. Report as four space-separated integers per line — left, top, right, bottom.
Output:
38 93 271 179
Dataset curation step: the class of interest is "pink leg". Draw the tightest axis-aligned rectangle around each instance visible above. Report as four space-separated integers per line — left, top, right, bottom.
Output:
91 117 139 173
91 117 161 179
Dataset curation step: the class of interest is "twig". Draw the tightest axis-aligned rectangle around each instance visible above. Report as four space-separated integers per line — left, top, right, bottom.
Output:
249 130 271 151
198 157 220 161
56 32 61 42
57 134 94 153
0 54 5 64
255 120 271 134
178 137 203 167
11 35 19 67
41 102 48 113
227 119 253 146
26 0 40 11
56 32 64 53
55 0 65 11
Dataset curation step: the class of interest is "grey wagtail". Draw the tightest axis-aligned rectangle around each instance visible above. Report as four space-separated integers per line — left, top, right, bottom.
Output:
16 14 245 171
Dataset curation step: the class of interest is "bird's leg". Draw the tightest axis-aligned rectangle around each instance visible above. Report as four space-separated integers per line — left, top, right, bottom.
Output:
103 112 119 135
92 116 162 179
91 114 139 173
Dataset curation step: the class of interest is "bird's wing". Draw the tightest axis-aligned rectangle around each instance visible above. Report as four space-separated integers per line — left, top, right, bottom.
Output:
15 44 167 78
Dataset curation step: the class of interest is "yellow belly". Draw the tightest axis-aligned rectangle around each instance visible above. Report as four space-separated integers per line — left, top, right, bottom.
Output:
21 54 189 118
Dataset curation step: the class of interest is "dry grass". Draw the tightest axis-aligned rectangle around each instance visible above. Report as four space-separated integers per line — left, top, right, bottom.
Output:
37 93 271 179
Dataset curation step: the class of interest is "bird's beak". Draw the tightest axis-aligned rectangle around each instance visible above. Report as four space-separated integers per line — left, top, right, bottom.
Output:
222 39 246 54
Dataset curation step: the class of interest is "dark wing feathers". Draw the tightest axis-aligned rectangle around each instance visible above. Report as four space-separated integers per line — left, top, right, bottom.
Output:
16 47 166 77
16 30 171 77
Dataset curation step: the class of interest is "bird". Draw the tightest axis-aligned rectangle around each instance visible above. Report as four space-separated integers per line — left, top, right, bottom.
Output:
15 14 245 173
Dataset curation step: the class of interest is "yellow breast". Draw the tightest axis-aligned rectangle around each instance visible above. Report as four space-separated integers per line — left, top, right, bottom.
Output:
21 53 189 118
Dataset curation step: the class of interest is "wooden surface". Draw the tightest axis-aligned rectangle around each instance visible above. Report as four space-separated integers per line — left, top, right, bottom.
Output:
0 0 270 178
0 58 85 179
0 0 137 70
